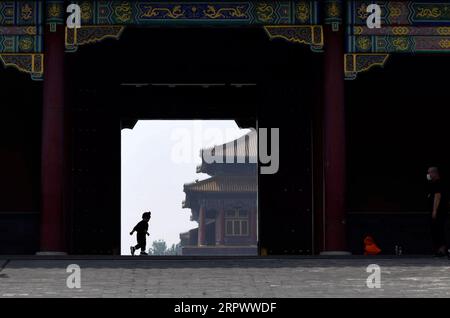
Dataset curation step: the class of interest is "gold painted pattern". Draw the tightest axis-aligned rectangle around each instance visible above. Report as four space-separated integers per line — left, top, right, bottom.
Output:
141 6 185 19
255 3 275 22
204 6 247 19
416 7 441 18
296 3 310 23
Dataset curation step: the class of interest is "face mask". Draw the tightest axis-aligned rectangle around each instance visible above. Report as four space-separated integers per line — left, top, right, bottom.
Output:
427 174 432 181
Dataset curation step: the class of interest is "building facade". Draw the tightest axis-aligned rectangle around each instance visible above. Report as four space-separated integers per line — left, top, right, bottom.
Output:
182 131 258 255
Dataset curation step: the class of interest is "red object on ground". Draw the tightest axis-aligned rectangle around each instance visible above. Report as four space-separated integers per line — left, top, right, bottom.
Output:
364 236 381 255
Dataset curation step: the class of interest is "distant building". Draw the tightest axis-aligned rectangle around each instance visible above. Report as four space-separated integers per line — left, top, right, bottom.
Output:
181 131 258 255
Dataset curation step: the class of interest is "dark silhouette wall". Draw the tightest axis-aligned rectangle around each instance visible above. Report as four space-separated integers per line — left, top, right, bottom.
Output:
0 69 42 254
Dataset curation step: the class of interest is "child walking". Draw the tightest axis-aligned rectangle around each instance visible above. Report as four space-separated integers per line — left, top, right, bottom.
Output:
130 211 151 256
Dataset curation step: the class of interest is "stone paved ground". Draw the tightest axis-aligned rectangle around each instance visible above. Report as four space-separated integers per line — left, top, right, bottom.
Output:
1 257 450 297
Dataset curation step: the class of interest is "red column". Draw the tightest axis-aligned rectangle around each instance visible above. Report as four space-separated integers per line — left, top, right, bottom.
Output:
215 207 224 245
39 24 66 253
250 208 257 245
322 25 348 253
198 204 206 246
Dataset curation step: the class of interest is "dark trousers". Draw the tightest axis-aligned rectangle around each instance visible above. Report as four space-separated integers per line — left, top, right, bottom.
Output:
135 234 146 252
431 215 447 251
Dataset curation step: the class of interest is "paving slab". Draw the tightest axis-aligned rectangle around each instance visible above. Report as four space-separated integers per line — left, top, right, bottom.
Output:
0 258 449 297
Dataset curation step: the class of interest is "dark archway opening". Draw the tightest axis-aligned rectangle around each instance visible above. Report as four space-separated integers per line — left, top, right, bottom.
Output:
67 26 319 255
346 55 450 255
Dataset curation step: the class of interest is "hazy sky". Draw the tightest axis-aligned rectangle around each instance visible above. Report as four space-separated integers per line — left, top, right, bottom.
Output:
121 120 251 255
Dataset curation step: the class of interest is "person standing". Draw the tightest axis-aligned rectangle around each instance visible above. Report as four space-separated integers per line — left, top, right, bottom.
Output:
427 167 448 257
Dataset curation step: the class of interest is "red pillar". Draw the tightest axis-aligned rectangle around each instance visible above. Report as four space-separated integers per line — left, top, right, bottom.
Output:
198 204 206 246
39 24 66 253
322 25 348 253
250 208 257 245
215 206 224 245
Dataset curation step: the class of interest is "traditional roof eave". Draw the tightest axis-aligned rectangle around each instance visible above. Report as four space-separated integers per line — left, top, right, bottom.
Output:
198 131 257 174
183 176 257 194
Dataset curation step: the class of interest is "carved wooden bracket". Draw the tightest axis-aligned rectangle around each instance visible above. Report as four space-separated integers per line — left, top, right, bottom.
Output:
0 53 44 80
264 25 324 52
344 54 390 80
65 25 125 52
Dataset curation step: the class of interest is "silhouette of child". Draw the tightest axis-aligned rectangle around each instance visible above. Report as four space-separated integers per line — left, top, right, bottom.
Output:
130 211 151 256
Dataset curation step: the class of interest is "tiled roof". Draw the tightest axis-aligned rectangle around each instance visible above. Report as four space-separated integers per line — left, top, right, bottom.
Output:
184 176 257 193
201 130 257 163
